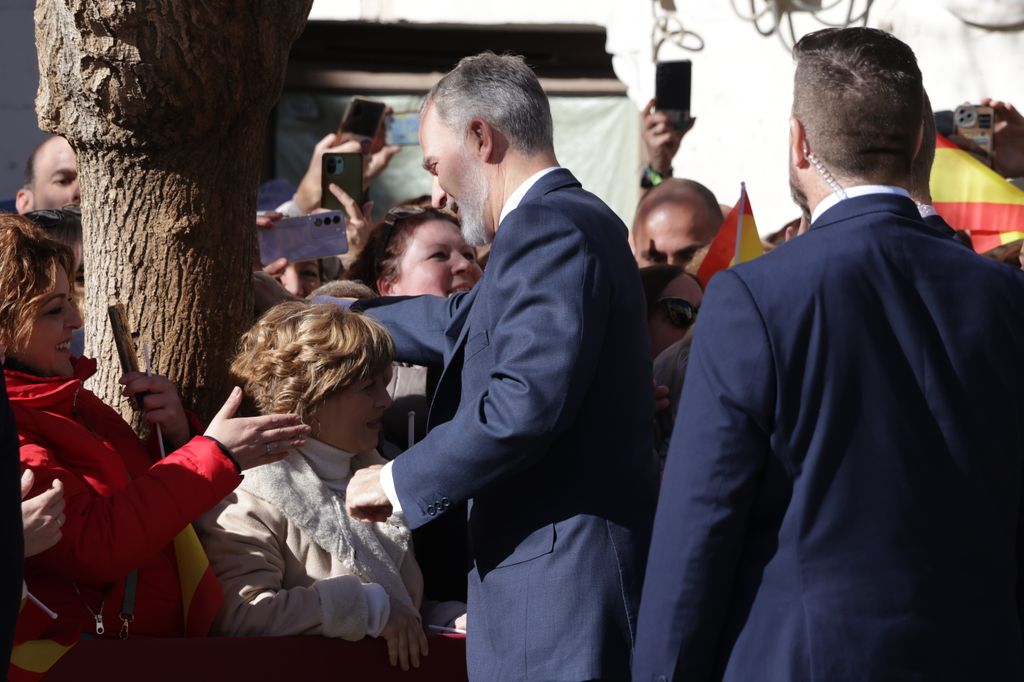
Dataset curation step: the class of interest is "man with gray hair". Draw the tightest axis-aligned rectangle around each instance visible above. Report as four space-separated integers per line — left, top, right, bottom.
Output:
346 52 659 679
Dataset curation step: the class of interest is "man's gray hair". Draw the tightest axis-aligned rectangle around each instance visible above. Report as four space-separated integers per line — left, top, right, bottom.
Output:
424 52 554 155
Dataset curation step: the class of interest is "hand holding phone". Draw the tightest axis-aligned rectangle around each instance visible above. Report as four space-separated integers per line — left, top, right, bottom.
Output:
257 211 349 265
321 152 364 208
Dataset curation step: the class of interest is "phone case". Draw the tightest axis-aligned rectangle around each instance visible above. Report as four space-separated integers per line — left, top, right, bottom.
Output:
954 104 994 162
321 152 364 209
108 304 139 374
341 97 387 140
656 60 692 114
258 212 349 265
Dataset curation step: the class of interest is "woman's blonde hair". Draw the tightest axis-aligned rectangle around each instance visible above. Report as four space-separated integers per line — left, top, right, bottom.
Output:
0 213 77 354
230 302 394 421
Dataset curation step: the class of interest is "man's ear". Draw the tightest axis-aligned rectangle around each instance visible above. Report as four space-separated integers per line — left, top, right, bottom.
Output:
467 118 495 163
790 117 811 170
913 121 924 160
15 188 33 214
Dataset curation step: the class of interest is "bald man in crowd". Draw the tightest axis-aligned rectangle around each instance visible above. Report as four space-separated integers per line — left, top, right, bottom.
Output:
631 178 723 269
15 136 80 214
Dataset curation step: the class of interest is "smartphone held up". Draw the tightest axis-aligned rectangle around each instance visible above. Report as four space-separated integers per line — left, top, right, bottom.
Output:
655 60 692 130
321 152 364 208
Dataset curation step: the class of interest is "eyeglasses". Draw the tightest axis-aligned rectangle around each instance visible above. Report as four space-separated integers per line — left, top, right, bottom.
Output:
657 297 698 330
23 204 81 231
373 206 427 278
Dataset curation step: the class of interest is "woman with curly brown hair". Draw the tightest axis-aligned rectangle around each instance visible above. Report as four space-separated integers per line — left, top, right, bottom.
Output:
0 213 309 668
197 302 462 671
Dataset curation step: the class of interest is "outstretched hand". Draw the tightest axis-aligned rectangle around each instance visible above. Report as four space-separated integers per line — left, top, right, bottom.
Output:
204 387 310 470
346 465 393 522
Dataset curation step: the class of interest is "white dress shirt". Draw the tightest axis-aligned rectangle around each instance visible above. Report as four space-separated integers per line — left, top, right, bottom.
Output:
811 184 911 225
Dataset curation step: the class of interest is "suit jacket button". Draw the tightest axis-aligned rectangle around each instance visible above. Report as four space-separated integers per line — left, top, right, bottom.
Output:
427 504 436 515
441 497 450 510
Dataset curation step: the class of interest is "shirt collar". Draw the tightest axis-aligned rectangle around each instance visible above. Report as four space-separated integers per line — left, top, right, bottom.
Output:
498 166 560 226
811 184 911 225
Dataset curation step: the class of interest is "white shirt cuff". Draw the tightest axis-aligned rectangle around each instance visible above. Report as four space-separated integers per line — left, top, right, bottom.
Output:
380 460 403 513
361 582 390 637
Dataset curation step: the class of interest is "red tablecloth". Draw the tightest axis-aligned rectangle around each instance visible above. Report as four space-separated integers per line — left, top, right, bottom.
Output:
45 633 467 681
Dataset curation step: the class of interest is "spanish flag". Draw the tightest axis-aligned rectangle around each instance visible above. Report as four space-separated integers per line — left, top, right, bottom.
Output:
696 182 764 287
7 525 222 681
931 134 1024 252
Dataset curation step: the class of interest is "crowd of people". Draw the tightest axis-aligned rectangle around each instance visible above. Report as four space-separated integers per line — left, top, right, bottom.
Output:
3 24 1024 682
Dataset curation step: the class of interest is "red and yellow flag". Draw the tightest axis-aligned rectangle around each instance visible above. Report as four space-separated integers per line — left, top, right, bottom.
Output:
696 183 764 287
8 525 222 681
931 134 1024 252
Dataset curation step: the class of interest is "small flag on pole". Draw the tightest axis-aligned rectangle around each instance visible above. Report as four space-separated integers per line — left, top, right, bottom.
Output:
696 182 764 287
931 134 1024 252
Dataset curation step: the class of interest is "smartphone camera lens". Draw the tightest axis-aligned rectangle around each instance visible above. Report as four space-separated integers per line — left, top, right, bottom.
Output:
314 218 322 226
333 216 340 224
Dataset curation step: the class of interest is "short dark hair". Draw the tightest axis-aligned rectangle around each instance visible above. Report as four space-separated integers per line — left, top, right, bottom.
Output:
793 27 923 183
22 137 53 188
425 52 554 155
909 91 936 202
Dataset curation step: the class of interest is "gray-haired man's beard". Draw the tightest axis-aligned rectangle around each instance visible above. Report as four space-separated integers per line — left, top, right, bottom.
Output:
456 155 493 246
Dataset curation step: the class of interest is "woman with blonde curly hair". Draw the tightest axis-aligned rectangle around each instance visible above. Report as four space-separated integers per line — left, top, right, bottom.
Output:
197 302 462 671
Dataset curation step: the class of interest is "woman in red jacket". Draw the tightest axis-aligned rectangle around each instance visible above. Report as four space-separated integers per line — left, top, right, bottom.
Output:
0 213 310 647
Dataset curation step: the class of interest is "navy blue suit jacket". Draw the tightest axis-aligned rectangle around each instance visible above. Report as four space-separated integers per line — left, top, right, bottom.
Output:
358 168 660 680
634 194 1024 681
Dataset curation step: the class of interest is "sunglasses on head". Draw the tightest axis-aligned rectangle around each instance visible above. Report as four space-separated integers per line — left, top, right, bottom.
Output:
658 297 698 330
23 204 81 231
373 206 427 278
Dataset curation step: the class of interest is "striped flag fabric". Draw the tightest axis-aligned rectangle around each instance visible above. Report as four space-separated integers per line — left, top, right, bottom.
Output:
696 182 764 287
175 524 224 636
930 134 1024 252
8 524 222 681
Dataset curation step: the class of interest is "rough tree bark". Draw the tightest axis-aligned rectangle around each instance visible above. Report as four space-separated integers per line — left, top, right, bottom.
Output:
34 0 313 425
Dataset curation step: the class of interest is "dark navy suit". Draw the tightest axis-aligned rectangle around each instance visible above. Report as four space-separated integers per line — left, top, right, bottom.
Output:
634 194 1024 681
358 168 660 680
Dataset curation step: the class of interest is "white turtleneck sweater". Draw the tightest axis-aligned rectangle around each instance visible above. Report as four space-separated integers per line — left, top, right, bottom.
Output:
298 437 390 637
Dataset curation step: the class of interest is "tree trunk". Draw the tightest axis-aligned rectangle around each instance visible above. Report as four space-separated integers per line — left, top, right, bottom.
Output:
34 0 313 425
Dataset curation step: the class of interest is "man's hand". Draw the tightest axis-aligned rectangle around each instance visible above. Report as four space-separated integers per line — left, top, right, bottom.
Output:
346 465 393 522
21 470 64 558
643 98 695 175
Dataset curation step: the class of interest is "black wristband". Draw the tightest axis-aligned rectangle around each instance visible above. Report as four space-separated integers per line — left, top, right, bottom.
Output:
201 435 242 473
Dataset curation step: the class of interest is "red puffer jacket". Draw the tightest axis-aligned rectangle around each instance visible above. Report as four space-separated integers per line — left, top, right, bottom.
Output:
8 358 241 640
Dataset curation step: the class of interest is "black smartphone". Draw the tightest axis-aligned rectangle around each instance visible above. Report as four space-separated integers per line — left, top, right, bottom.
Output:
321 152 364 209
655 60 692 130
340 97 387 142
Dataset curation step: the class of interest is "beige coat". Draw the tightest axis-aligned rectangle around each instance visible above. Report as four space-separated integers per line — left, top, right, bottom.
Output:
197 445 419 640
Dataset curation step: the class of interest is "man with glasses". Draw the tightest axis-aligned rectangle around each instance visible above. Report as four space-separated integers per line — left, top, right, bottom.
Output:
344 52 659 680
635 28 1024 681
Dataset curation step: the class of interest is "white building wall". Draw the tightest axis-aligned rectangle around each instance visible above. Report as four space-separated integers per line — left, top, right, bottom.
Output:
3 0 1022 232
306 0 1024 234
